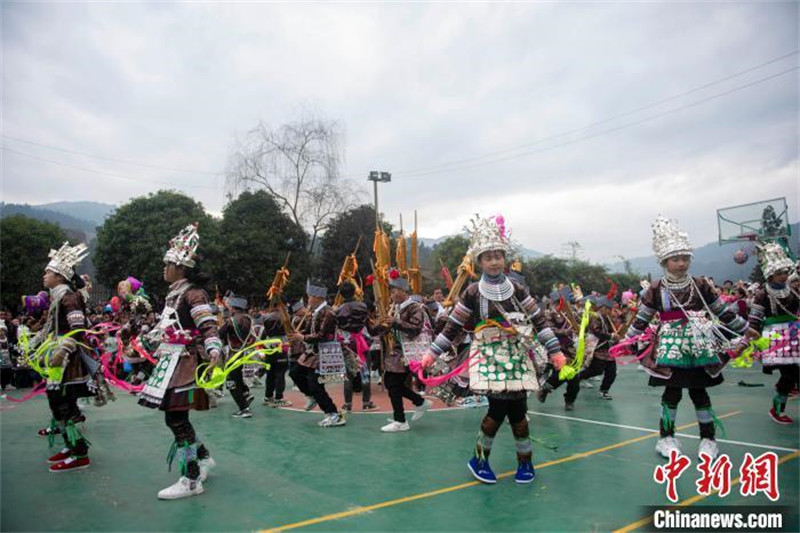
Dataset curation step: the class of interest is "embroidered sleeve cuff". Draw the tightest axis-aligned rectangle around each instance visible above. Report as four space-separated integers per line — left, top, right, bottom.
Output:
431 333 451 356
519 295 537 314
747 304 765 330
708 297 727 315
450 302 472 326
66 310 85 328
726 315 747 335
190 304 215 327
204 337 223 354
536 328 561 355
635 304 656 322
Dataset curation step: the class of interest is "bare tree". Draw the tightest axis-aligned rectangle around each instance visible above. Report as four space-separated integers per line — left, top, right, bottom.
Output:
226 113 363 252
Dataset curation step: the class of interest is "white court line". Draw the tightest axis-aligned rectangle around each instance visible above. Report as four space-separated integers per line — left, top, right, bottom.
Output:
527 409 799 453
277 404 468 415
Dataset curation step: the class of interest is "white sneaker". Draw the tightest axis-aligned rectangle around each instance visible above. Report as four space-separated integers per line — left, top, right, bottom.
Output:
457 397 476 408
157 476 204 500
381 421 410 432
198 457 216 482
319 413 346 427
698 438 719 460
655 436 682 459
412 400 433 421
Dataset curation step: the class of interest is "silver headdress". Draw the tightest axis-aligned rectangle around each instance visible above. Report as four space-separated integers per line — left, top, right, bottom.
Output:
45 241 89 279
466 214 511 260
651 215 693 264
757 241 794 279
163 223 200 268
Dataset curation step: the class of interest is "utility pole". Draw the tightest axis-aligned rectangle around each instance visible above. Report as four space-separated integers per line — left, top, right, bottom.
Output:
367 171 392 228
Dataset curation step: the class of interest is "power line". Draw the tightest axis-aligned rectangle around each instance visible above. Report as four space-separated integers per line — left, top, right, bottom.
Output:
397 66 798 179
0 135 223 176
5 50 796 185
1 146 221 190
385 50 798 178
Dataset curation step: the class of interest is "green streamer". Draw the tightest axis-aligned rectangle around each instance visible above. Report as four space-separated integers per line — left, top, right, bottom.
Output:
661 404 675 434
166 441 178 472
46 418 58 448
529 435 559 452
709 408 727 439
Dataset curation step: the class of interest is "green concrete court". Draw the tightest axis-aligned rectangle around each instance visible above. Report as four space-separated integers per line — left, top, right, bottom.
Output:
2 364 798 533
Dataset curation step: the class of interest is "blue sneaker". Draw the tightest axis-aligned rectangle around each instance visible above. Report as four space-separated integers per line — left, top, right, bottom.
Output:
514 461 536 484
468 456 497 484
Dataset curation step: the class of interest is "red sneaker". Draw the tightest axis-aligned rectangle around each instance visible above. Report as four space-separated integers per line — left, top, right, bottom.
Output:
48 448 72 464
769 408 794 425
38 426 61 438
49 456 90 473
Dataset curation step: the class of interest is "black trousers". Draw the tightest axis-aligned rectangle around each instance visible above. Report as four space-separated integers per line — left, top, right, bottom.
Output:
776 365 800 396
486 396 528 425
344 351 372 405
47 390 88 456
581 358 617 391
225 366 251 410
544 370 581 402
266 361 288 400
289 364 337 415
164 410 209 480
660 386 714 439
1 367 13 390
384 370 423 422
562 358 617 402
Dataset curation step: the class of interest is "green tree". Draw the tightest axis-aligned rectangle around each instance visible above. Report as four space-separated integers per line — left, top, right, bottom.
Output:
519 255 641 299
216 190 310 303
431 235 470 274
94 190 221 298
316 204 392 291
0 215 67 312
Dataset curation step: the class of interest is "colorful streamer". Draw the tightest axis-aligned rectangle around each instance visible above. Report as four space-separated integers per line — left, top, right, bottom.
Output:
609 328 657 366
195 339 282 389
2 381 47 403
559 300 592 380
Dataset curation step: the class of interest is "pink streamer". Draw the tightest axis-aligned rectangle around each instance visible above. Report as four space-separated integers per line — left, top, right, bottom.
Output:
83 322 146 393
409 350 483 387
336 331 370 367
3 381 47 403
610 328 656 366
130 337 157 364
164 327 198 345
99 345 144 393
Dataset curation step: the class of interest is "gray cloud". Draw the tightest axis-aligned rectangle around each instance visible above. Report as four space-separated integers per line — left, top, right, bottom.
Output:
2 2 797 263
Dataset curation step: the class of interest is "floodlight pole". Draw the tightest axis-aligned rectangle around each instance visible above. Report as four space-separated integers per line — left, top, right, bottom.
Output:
368 171 392 229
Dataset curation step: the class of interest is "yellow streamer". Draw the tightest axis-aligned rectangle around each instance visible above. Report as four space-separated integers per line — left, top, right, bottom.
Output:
731 336 771 369
559 300 593 381
195 339 283 389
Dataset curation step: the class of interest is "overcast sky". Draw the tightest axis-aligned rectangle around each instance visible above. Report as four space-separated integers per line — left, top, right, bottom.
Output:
2 2 797 263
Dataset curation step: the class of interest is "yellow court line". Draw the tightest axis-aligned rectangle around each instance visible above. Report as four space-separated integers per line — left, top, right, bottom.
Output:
261 411 742 533
613 450 800 533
